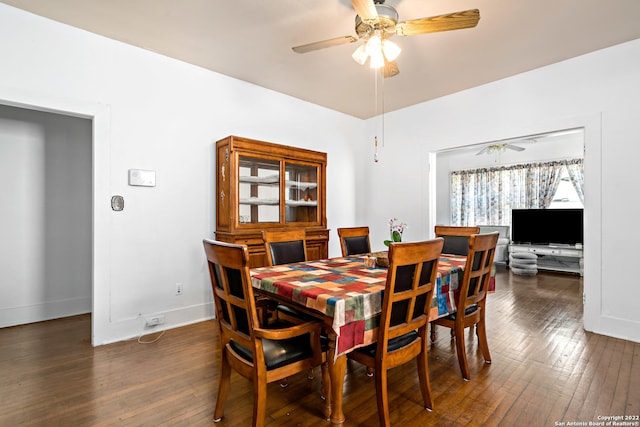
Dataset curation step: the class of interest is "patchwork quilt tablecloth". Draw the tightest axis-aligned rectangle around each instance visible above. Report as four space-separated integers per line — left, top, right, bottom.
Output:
250 255 494 356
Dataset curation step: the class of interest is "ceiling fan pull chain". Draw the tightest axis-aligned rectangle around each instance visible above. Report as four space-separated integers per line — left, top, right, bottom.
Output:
373 68 380 162
374 136 379 162
374 66 379 115
372 66 386 163
381 69 385 148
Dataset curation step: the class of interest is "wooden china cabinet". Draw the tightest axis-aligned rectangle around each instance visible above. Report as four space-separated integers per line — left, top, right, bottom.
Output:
214 135 329 267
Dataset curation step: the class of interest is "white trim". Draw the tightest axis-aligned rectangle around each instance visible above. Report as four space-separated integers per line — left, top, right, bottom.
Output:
0 297 92 328
0 85 111 346
98 303 214 345
428 112 604 339
426 151 438 239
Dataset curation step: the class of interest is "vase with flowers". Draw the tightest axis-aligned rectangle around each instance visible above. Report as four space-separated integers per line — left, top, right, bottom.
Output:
384 218 407 247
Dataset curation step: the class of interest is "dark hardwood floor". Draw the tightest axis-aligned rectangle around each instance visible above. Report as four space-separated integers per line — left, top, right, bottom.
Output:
1 269 638 426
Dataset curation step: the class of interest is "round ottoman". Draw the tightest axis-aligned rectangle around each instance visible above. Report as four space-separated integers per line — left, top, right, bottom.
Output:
509 252 538 276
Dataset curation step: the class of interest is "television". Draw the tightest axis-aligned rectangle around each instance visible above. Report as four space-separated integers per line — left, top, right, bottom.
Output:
511 208 583 246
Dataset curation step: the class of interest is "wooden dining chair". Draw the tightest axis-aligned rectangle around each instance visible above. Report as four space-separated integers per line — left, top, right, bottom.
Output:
262 228 317 324
347 238 444 427
434 225 480 256
203 239 328 427
337 226 371 257
262 229 308 266
430 232 499 380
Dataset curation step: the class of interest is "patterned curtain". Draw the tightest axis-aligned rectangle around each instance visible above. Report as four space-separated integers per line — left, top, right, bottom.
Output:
450 159 582 226
565 159 584 203
537 161 565 208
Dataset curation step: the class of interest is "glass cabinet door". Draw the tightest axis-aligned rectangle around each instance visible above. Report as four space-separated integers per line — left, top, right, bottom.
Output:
238 156 280 224
285 161 319 223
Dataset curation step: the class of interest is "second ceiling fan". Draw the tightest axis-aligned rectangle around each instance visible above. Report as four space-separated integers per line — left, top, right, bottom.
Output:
292 0 480 78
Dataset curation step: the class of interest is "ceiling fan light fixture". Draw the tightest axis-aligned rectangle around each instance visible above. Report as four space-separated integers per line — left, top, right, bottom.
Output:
351 44 368 65
381 39 401 61
369 49 385 68
365 34 382 56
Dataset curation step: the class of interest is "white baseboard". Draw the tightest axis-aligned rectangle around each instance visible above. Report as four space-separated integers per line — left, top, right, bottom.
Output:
0 296 91 328
0 299 216 348
93 302 216 346
585 314 640 344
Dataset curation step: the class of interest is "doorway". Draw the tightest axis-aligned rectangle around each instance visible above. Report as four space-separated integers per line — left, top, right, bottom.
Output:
434 128 585 226
0 104 92 328
427 116 603 336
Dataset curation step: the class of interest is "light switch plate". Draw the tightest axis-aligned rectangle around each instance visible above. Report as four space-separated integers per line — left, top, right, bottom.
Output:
128 169 156 187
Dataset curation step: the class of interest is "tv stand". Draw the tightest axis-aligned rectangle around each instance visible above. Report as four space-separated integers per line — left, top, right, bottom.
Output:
509 244 583 276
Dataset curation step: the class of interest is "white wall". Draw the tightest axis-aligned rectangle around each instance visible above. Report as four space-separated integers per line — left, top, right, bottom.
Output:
0 105 92 327
0 4 363 344
361 38 640 343
1 2 638 345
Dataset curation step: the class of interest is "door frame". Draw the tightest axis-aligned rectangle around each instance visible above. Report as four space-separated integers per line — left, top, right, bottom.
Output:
1 88 110 346
426 113 602 335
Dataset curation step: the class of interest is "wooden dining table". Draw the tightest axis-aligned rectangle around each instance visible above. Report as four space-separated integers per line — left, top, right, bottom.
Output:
249 253 494 426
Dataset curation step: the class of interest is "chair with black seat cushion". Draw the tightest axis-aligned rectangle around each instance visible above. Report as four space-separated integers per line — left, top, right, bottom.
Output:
337 226 371 257
434 225 480 256
430 232 499 381
203 239 328 427
262 229 307 266
262 229 316 324
347 238 444 427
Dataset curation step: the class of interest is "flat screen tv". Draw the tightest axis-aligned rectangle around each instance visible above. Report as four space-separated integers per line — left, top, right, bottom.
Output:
511 208 583 246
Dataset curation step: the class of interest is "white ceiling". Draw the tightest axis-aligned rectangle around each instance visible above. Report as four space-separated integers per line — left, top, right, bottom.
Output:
3 0 640 119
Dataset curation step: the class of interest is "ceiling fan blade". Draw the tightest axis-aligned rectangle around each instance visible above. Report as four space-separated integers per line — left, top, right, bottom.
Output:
506 144 525 152
396 9 480 36
351 0 378 22
476 147 489 156
292 35 358 54
383 59 399 78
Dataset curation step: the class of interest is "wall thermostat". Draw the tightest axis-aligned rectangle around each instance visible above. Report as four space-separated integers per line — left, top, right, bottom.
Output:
128 169 156 187
111 195 124 211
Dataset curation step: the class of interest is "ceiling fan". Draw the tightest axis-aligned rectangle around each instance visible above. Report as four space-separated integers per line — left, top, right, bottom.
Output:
292 0 480 78
476 143 526 156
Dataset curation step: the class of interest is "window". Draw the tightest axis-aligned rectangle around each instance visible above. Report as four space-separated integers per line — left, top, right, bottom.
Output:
450 159 583 226
549 167 583 209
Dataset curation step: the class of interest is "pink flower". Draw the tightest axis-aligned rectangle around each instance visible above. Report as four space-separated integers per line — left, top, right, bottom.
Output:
385 218 408 246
